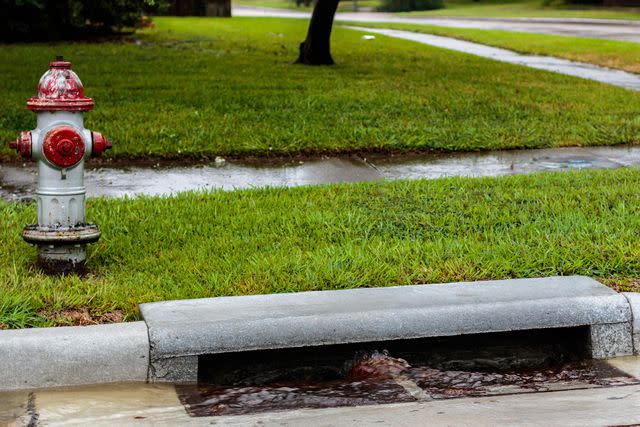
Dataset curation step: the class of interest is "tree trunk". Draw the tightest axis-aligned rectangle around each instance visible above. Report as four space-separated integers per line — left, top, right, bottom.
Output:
295 0 340 65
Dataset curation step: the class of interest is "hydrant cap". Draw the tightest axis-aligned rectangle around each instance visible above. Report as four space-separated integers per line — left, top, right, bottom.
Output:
26 57 94 112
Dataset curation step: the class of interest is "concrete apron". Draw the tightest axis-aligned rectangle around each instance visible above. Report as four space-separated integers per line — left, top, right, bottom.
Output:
0 276 639 391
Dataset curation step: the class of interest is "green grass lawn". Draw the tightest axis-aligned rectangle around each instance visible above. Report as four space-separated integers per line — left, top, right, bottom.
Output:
2 167 640 328
349 22 640 73
403 0 640 20
0 17 638 160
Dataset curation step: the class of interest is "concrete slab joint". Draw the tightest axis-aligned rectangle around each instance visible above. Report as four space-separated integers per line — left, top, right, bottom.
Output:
140 276 635 383
623 292 640 355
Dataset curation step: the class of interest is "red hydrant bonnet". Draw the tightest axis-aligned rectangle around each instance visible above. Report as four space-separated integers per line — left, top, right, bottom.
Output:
26 59 94 112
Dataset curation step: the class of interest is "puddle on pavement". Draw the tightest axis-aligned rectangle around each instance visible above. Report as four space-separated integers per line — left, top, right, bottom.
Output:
178 328 639 417
2 145 639 201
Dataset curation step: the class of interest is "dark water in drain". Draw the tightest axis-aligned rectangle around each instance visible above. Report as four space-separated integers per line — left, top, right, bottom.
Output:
177 351 638 417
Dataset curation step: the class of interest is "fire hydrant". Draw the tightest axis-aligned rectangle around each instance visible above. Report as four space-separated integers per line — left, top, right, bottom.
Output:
9 57 112 274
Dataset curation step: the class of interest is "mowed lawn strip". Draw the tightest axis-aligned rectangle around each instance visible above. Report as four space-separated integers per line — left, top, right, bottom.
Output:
348 22 640 74
2 167 640 328
0 17 638 159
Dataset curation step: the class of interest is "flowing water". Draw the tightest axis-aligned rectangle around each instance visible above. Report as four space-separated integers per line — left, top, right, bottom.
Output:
179 352 637 417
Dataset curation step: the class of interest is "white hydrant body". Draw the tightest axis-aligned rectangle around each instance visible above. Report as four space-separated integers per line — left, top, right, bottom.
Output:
9 57 111 273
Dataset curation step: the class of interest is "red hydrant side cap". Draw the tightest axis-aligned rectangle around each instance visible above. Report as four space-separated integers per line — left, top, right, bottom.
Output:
43 127 85 168
9 131 32 159
26 57 94 112
91 131 112 157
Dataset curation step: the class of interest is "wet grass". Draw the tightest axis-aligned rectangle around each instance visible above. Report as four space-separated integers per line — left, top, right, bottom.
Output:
0 17 638 160
1 167 640 328
350 22 640 74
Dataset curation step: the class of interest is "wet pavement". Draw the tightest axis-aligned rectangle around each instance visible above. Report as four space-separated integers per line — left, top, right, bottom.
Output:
1 145 639 200
234 6 640 43
347 26 640 91
1 355 639 426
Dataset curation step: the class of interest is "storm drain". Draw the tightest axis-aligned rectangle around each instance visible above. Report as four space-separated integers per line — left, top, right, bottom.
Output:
140 276 635 384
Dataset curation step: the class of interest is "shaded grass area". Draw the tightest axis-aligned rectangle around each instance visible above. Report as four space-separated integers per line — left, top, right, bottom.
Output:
350 22 640 73
402 0 640 19
0 17 638 160
2 168 640 328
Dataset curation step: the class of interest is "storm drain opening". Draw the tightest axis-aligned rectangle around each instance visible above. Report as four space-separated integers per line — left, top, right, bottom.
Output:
176 326 638 417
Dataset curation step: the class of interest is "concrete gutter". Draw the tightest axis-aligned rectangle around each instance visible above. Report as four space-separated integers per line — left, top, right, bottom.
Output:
0 276 638 390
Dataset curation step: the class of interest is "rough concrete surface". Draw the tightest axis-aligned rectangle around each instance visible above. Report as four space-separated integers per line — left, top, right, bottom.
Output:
590 322 634 358
0 322 149 391
140 276 632 381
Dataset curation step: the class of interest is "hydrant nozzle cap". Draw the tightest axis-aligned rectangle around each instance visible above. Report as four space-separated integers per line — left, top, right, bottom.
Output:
49 58 72 69
26 58 94 112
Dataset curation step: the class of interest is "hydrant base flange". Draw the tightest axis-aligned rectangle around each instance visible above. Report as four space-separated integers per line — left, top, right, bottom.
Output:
22 224 101 245
22 224 101 275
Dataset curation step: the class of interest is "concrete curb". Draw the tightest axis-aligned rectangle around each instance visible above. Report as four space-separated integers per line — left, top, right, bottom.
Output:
0 276 638 390
0 321 149 391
